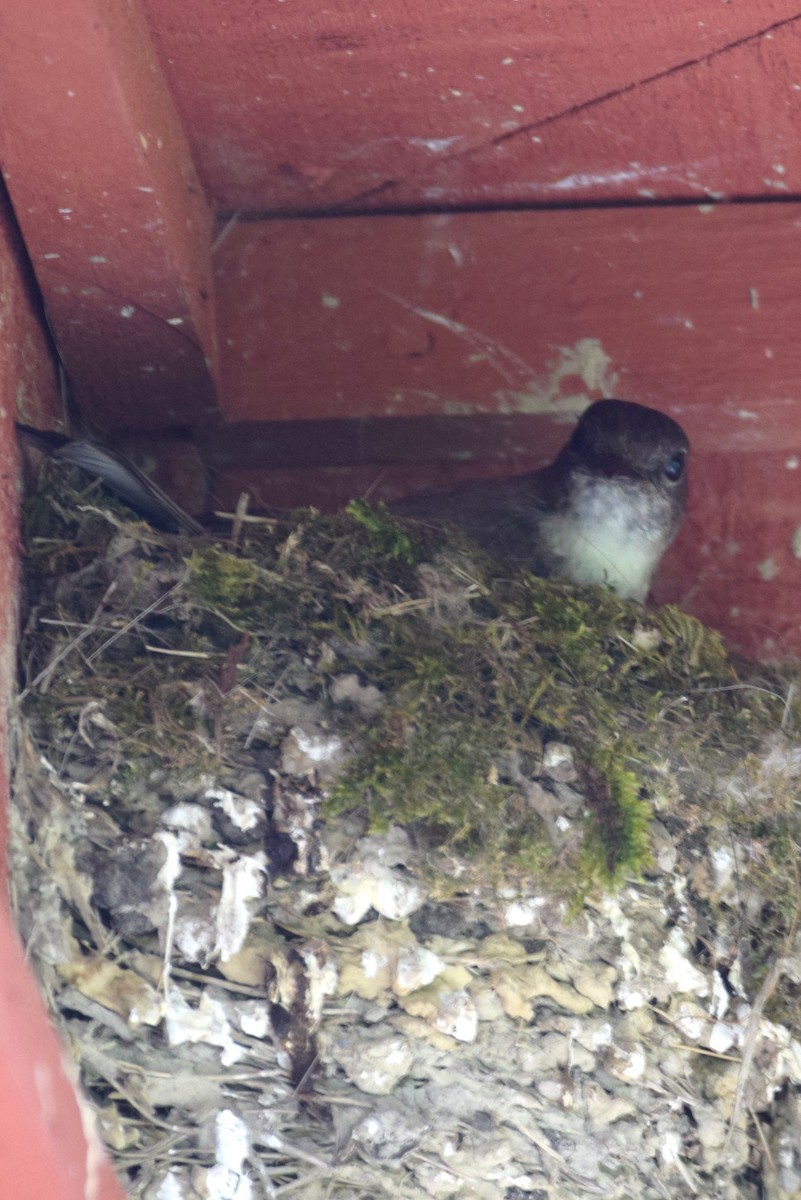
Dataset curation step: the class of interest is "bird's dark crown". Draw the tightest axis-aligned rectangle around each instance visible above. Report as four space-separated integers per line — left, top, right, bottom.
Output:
565 399 689 486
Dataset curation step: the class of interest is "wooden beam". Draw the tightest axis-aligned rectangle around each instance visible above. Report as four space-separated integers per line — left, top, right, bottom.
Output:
0 906 126 1200
213 203 801 448
0 191 125 1200
0 0 217 432
0 187 59 863
141 0 801 213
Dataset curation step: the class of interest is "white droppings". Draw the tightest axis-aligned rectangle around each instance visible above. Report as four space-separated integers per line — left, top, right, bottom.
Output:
208 786 262 831
618 1044 646 1081
408 135 462 154
758 557 779 581
785 455 799 469
433 990 478 1042
135 186 155 193
238 1007 269 1038
42 253 60 260
673 1005 704 1041
659 1130 682 1165
206 1109 253 1199
155 1173 184 1200
164 986 243 1066
120 305 135 318
659 928 709 996
162 802 213 842
394 945 445 994
504 897 545 926
361 948 389 979
708 1021 737 1054
321 292 340 308
791 527 801 559
711 845 735 888
750 287 760 310
546 167 650 191
616 982 646 1010
736 409 758 420
166 316 184 325
546 159 712 193
282 727 346 776
590 1022 614 1049
710 970 731 1021
215 853 266 962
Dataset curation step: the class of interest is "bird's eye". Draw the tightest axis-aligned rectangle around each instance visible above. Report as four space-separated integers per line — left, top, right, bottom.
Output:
664 451 686 482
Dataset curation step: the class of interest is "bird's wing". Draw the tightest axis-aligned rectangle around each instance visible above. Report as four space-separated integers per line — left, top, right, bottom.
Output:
17 425 203 535
392 472 552 571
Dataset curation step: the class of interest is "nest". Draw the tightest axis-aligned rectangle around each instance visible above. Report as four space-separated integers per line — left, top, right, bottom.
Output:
10 470 801 1199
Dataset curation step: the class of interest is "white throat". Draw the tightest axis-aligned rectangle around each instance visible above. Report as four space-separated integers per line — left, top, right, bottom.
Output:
539 473 675 600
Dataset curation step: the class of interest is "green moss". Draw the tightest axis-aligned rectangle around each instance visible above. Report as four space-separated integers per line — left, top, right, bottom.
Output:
345 498 418 565
18 489 801 911
578 755 653 888
230 509 789 894
185 545 288 624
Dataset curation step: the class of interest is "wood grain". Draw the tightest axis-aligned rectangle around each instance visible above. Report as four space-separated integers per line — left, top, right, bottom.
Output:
142 0 801 212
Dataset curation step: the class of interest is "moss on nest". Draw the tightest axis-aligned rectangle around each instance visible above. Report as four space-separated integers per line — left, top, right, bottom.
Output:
19 475 801 910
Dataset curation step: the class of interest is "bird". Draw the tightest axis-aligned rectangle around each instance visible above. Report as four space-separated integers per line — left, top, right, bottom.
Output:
16 424 204 535
391 399 690 601
18 398 689 600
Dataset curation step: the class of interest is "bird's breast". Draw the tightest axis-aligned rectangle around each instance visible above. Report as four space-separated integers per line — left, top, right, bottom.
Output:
537 474 679 601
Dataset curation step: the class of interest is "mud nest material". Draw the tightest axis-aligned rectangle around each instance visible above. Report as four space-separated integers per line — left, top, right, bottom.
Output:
10 471 801 1199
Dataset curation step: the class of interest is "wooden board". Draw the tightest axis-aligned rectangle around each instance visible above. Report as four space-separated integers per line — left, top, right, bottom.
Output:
213 203 801 440
0 193 126 1200
0 0 217 430
141 0 801 212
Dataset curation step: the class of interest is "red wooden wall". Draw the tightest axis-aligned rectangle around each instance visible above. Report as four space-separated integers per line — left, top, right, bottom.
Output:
0 190 126 1200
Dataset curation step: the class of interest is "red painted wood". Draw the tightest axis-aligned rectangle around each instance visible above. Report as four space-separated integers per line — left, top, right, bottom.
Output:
0 190 60 869
212 203 801 437
0 195 125 1200
653 450 801 661
0 905 125 1200
140 0 801 213
0 0 217 432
